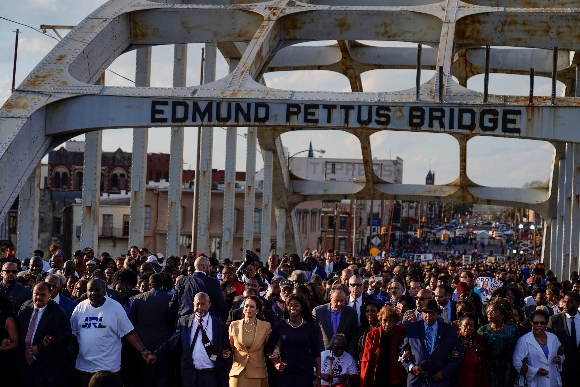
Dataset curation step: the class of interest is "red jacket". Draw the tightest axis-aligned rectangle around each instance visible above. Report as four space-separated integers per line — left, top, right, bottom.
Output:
360 325 406 387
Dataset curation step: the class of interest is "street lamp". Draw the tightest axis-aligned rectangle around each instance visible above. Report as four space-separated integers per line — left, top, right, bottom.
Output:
518 223 523 241
287 148 326 173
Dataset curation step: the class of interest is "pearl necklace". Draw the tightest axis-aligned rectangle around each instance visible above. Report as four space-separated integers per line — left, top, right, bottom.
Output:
490 322 506 332
243 320 257 333
287 318 304 329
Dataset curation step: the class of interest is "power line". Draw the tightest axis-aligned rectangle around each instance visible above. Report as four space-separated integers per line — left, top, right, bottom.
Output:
1 16 135 84
0 16 58 40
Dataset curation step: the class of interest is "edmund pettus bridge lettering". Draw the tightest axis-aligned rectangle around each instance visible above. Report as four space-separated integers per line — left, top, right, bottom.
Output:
150 100 523 134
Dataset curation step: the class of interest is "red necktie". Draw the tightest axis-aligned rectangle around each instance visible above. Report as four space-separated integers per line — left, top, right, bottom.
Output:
25 309 39 364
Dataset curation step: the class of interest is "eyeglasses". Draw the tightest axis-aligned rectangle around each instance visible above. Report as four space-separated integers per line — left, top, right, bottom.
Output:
2 270 17 274
349 283 362 287
531 320 547 326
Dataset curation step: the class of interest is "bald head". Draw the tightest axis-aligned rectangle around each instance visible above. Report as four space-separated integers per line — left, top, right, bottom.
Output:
194 257 210 274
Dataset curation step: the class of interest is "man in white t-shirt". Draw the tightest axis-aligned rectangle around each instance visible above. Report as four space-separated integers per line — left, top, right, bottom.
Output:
70 279 155 387
320 334 358 386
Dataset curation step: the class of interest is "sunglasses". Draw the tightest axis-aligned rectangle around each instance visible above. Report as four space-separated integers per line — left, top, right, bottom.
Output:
349 283 363 287
531 320 547 326
2 270 17 274
415 297 431 302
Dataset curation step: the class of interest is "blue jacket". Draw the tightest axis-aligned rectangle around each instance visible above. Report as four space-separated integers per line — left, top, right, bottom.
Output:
57 294 77 317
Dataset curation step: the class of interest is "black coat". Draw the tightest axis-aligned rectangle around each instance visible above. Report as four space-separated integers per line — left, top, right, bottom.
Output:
17 300 74 385
170 272 230 322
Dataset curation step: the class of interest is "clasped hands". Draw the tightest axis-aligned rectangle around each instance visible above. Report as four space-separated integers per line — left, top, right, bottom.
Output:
411 366 444 381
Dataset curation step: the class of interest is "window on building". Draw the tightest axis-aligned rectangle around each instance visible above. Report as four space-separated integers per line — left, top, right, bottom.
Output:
155 172 161 182
338 237 347 253
328 214 335 230
310 210 318 232
149 171 152 181
320 214 324 230
112 174 119 191
61 172 68 188
144 205 151 231
100 173 105 192
76 172 83 189
119 174 126 190
331 163 336 174
254 209 262 234
164 172 169 181
102 214 113 236
122 215 130 236
54 172 61 189
52 217 62 236
339 215 347 230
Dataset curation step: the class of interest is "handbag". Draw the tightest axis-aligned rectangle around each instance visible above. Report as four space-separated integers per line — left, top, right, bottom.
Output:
514 357 528 387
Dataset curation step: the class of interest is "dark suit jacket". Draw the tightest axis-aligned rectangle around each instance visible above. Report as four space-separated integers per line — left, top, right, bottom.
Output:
17 299 74 385
129 288 173 349
548 313 580 386
333 260 348 273
401 320 463 387
57 294 76 317
2 282 31 312
312 303 359 358
155 315 233 387
440 300 458 323
170 272 230 322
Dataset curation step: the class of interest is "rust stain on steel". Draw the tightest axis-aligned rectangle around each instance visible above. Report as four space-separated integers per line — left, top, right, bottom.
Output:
335 17 353 34
130 16 159 41
56 54 67 61
26 70 57 89
3 95 31 111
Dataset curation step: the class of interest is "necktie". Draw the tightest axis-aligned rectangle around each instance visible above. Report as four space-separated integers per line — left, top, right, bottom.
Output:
442 307 449 323
332 312 339 335
190 318 217 361
25 309 39 364
425 326 433 354
571 316 577 346
352 299 357 309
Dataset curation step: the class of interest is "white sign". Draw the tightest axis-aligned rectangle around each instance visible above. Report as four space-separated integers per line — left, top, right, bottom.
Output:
475 277 504 304
415 254 433 264
463 255 472 265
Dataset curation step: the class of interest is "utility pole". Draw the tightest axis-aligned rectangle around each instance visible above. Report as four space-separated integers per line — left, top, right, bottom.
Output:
11 29 20 93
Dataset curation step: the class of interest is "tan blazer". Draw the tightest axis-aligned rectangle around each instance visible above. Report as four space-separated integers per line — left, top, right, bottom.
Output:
229 319 271 378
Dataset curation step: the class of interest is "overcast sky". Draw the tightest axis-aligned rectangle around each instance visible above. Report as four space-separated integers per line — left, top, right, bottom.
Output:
0 0 557 187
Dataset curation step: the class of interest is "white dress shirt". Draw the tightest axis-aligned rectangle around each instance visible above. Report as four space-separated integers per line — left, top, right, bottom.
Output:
190 313 214 369
565 313 580 346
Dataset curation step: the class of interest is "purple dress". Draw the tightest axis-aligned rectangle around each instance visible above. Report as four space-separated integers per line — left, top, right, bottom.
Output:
265 319 323 387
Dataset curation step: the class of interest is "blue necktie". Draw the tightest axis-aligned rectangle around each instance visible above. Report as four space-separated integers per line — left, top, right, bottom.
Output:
426 326 433 353
332 312 339 335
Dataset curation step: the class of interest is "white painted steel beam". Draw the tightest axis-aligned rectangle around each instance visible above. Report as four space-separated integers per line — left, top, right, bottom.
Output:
276 207 286 256
80 130 102 250
129 47 151 249
17 164 40 258
167 43 188 256
243 127 257 253
222 59 240 261
261 150 273 262
563 143 573 280
196 43 217 255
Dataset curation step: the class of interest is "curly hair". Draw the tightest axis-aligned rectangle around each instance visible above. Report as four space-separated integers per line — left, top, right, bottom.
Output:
283 294 314 322
487 296 515 324
378 305 401 323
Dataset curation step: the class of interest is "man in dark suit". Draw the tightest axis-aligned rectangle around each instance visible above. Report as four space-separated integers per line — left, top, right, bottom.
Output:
155 292 233 387
346 275 373 323
524 287 554 318
45 274 76 317
305 257 327 280
170 256 230 322
332 253 348 273
129 273 174 387
401 300 463 387
17 282 74 387
312 286 359 358
1 262 31 312
434 284 457 324
547 291 580 386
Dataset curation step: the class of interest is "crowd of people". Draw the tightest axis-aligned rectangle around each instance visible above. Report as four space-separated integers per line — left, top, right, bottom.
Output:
0 243 579 387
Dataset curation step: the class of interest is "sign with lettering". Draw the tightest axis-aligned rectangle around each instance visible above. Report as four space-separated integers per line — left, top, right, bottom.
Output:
150 100 524 133
475 277 504 304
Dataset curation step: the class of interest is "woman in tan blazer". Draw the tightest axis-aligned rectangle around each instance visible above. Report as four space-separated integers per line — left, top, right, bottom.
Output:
229 295 271 387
